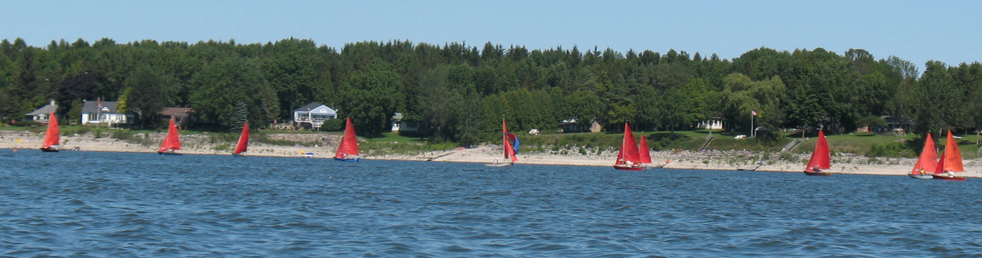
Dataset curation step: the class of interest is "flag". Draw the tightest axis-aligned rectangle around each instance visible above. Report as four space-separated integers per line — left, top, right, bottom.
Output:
751 110 758 116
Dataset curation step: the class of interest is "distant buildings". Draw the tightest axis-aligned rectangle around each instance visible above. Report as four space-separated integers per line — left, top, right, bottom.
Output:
559 118 602 133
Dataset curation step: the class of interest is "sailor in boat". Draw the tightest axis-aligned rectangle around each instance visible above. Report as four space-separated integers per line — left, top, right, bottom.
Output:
494 159 499 164
812 166 821 173
947 170 955 178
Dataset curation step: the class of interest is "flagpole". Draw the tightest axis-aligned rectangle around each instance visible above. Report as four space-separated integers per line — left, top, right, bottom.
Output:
750 111 754 138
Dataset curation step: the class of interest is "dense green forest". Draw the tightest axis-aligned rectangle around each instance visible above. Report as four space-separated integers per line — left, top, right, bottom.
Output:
1 37 981 146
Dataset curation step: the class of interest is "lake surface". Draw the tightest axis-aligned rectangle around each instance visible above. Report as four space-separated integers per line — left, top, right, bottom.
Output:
1 150 980 257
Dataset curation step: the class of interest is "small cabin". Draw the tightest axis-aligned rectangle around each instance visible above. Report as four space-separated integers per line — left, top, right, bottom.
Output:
160 107 196 128
391 112 420 133
24 100 59 123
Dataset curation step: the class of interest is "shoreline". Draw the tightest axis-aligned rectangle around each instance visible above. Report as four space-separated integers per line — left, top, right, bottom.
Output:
3 130 981 178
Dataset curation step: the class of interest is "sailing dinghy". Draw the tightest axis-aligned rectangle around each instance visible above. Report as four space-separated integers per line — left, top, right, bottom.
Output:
232 121 249 157
158 117 182 155
933 130 966 181
803 130 832 176
908 133 937 179
40 112 60 152
487 118 519 167
613 122 643 170
334 117 360 161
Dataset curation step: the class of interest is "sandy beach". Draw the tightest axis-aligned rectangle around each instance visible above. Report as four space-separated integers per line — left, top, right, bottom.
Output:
4 130 981 178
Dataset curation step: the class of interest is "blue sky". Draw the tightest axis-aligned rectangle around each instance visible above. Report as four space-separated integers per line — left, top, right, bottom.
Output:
2 0 979 71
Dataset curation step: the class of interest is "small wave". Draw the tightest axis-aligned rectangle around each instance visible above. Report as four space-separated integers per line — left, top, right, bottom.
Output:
463 231 505 240
443 244 472 252
516 243 570 251
384 242 414 253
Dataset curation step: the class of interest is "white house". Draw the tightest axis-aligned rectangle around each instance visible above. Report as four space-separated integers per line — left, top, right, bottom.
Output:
697 120 724 130
81 99 130 127
391 112 421 133
293 102 337 130
23 100 58 123
392 112 403 131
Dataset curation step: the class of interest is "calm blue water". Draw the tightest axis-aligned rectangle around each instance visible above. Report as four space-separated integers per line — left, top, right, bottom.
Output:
1 150 981 257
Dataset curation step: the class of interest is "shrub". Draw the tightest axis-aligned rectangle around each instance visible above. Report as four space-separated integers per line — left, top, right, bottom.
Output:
213 144 230 151
13 121 41 127
866 142 914 158
321 118 345 131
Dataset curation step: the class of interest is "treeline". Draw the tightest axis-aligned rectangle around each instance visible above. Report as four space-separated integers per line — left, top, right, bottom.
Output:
1 37 981 145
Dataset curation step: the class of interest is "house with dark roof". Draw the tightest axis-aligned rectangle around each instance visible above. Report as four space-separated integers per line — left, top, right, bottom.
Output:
81 99 130 126
293 102 337 130
160 107 196 127
23 100 58 123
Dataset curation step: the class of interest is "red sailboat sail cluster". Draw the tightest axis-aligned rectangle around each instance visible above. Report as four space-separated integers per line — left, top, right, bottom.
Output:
334 117 360 161
614 122 643 170
41 112 60 152
233 121 249 156
804 130 831 175
158 117 181 154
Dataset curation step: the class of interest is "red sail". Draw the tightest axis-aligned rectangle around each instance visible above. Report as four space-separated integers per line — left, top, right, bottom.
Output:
935 152 946 174
615 122 641 165
335 117 359 159
158 117 181 153
502 119 517 163
942 130 964 172
233 121 249 155
911 133 938 174
42 112 60 149
639 134 652 164
805 130 831 172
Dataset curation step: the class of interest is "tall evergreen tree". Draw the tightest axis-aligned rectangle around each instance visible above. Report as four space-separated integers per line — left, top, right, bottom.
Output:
230 100 248 133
